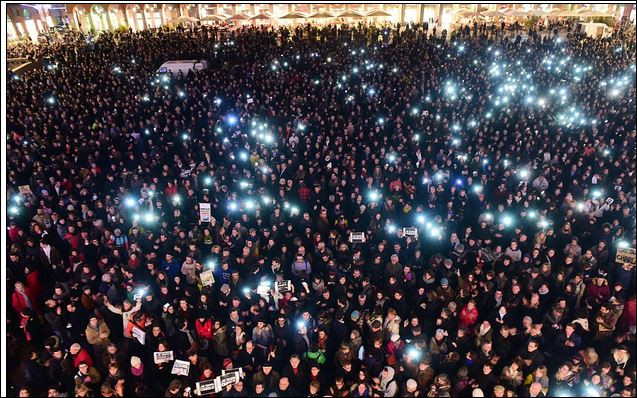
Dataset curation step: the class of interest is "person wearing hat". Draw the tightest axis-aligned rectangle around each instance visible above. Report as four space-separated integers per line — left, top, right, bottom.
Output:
436 278 455 304
69 343 94 369
85 312 111 360
252 360 281 393
74 360 101 389
129 356 145 385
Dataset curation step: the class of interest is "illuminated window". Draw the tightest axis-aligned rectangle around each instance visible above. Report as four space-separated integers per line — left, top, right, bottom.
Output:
7 18 17 39
404 5 418 23
25 19 39 41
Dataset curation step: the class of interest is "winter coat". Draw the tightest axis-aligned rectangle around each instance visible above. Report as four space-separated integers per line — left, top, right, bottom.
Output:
104 300 142 338
459 305 479 328
379 366 398 397
196 318 213 340
213 325 229 356
252 324 274 348
85 320 111 346
12 287 39 314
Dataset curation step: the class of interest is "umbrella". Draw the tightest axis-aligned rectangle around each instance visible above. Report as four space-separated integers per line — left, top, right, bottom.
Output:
176 16 199 24
250 13 272 20
480 10 505 17
366 10 392 17
579 10 611 17
548 9 567 16
556 10 582 17
227 13 250 21
526 9 548 17
455 9 477 16
279 11 307 19
201 15 225 22
309 11 335 19
501 9 526 17
338 10 364 18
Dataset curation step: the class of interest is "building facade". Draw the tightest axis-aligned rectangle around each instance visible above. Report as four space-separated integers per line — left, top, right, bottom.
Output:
7 3 635 43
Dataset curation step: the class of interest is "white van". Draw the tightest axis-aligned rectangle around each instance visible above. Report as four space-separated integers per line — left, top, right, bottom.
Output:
157 60 208 74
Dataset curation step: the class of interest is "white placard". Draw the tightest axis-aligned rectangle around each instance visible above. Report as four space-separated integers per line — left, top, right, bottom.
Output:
153 350 174 364
199 203 212 222
222 367 245 379
275 280 292 293
131 326 145 345
257 284 271 297
402 227 419 239
349 232 366 243
200 270 215 286
171 360 191 376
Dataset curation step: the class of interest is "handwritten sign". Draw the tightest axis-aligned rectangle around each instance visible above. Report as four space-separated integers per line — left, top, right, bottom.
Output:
171 360 191 376
153 350 174 364
616 247 636 265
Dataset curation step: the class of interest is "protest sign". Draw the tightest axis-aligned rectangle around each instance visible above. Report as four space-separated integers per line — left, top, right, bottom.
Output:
222 367 245 379
153 351 174 364
275 280 292 293
131 326 145 345
616 247 636 265
196 379 221 395
219 371 241 387
171 360 191 376
199 203 212 222
349 232 366 243
200 270 215 286
257 284 271 297
402 227 419 239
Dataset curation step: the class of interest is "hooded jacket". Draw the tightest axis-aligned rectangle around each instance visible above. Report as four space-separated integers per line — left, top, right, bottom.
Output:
380 366 398 397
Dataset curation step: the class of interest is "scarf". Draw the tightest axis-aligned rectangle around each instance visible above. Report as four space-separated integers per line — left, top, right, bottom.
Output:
183 329 194 345
18 290 33 309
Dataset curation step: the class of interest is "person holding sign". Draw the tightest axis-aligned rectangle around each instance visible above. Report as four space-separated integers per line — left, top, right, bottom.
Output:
150 341 174 394
102 296 142 339
194 365 217 397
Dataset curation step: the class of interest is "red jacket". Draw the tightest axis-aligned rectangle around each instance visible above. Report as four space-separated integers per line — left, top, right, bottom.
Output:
72 348 94 368
26 271 43 302
459 305 479 328
64 232 81 250
196 319 213 340
12 287 38 314
586 283 610 303
165 185 178 197
8 226 22 243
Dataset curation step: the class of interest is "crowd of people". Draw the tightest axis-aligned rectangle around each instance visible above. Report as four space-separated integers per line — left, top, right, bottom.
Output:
5 17 636 398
